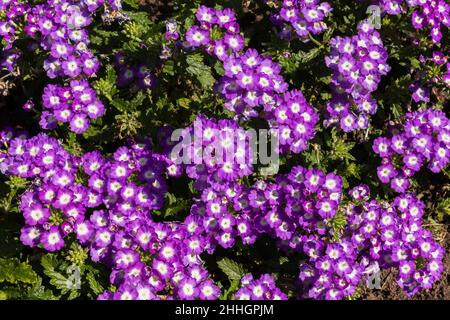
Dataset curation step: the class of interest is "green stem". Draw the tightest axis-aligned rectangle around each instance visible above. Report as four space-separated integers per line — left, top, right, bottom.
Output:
308 34 323 48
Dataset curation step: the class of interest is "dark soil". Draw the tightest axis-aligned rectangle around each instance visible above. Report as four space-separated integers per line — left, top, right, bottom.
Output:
137 0 174 21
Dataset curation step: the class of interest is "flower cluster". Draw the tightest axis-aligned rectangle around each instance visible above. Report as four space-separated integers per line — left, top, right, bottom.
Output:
373 109 450 192
216 48 289 118
2 133 168 251
428 51 450 88
379 0 450 43
0 0 28 71
1 2 448 302
161 115 258 250
234 274 288 300
1 123 446 300
162 120 331 254
0 0 122 133
267 89 319 153
298 186 444 299
185 7 275 118
185 6 244 57
298 237 364 299
186 5 282 114
21 0 107 79
173 115 255 183
113 52 156 90
186 6 288 118
187 6 319 154
39 80 105 133
240 166 343 249
325 19 391 132
266 0 332 41
98 221 221 300
1 126 246 300
1 131 226 300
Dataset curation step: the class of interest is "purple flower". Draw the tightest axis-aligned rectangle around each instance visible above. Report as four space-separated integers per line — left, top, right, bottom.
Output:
185 26 210 47
325 19 390 131
410 83 430 103
20 226 42 247
41 226 65 252
269 0 332 41
70 114 89 134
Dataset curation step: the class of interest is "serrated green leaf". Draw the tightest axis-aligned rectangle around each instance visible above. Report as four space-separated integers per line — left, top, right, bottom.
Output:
163 60 175 76
327 130 355 162
86 271 104 296
27 278 58 300
176 97 191 109
13 262 37 284
93 64 118 102
122 0 139 9
299 47 322 63
0 258 37 284
279 256 289 264
41 254 59 272
220 279 240 300
217 258 246 282
186 54 215 89
435 197 450 220
41 254 78 294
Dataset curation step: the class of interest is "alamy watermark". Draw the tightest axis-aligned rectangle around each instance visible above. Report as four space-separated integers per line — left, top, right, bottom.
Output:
364 263 381 290
65 265 81 290
367 5 382 29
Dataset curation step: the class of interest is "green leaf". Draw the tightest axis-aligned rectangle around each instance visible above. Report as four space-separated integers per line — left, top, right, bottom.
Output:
214 60 225 76
162 60 175 76
186 54 216 89
86 271 104 296
0 258 37 284
13 262 37 284
342 162 361 179
122 0 139 9
220 279 240 300
89 29 119 47
442 166 450 179
27 278 58 300
435 197 450 220
5 176 28 189
67 289 81 300
327 130 355 162
279 256 289 265
409 57 420 69
184 15 196 30
176 97 191 109
41 254 79 297
298 47 322 63
128 91 146 110
391 103 403 119
302 143 324 169
1 176 29 212
329 210 348 241
41 254 59 272
0 287 22 299
93 64 118 102
217 258 246 282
